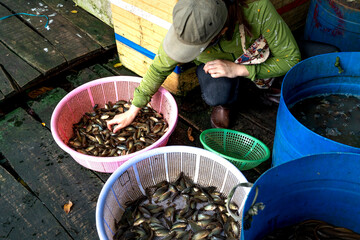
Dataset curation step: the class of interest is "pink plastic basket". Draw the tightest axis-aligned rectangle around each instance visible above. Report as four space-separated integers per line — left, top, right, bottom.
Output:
50 76 178 173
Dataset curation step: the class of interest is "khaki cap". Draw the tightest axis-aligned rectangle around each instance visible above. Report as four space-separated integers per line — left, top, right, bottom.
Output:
163 0 228 63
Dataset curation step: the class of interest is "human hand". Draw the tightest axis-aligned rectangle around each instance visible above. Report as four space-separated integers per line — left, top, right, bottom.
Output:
203 59 249 78
106 105 140 133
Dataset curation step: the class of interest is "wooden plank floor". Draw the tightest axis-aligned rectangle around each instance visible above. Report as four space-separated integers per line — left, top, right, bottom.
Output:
0 167 71 239
0 0 115 102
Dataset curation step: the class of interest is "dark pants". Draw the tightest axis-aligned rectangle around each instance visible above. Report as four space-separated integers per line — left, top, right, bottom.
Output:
196 63 242 106
196 41 340 106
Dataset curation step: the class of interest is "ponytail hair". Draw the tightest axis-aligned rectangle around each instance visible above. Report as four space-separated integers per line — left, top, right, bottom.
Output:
223 0 252 40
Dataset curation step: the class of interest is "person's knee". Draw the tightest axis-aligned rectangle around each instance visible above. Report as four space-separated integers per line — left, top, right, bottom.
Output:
196 63 208 84
202 95 222 106
201 86 235 106
196 64 239 106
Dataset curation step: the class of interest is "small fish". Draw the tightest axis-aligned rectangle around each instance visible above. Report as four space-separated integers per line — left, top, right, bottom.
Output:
161 231 176 240
69 140 81 148
149 116 159 123
172 222 188 230
156 191 172 202
164 206 175 219
95 135 103 145
85 145 95 152
203 203 217 211
154 229 170 237
209 226 222 237
197 213 212 221
192 230 210 240
152 124 162 133
228 202 239 211
138 206 151 216
153 184 169 198
100 114 110 120
149 206 163 214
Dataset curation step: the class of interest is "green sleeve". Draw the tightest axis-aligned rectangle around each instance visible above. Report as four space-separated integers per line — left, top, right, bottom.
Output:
244 0 301 81
132 43 178 108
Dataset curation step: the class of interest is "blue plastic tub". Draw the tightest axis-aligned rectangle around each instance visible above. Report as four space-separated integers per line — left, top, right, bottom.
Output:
304 0 360 52
273 52 360 166
241 152 360 240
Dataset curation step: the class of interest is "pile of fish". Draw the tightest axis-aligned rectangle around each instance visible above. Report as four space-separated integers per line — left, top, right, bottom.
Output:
263 219 360 240
114 172 241 240
67 100 168 157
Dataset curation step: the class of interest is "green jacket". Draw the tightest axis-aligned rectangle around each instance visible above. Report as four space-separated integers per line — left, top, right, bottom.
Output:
132 0 301 108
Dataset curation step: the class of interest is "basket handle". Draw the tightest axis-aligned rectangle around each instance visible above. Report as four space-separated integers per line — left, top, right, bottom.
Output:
226 182 265 228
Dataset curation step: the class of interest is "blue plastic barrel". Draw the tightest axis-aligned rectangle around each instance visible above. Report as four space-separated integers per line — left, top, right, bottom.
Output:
272 52 360 166
304 0 360 52
241 153 360 240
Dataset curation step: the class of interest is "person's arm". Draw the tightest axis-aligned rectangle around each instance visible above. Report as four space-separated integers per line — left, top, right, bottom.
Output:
107 43 178 132
244 0 301 81
132 44 178 108
203 59 249 78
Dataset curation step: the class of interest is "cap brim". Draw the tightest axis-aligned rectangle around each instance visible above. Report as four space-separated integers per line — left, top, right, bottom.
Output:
163 25 211 63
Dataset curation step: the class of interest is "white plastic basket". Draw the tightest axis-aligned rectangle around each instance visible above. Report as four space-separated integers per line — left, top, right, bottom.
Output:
96 145 250 240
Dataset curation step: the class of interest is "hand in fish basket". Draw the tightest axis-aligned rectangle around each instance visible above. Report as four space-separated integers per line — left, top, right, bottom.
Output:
68 100 168 157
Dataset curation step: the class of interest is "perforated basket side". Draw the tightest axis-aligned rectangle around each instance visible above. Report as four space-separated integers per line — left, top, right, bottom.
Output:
200 129 271 170
54 88 94 144
96 146 250 240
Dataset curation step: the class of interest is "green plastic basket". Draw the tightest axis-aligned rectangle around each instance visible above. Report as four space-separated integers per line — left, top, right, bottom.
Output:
200 128 270 170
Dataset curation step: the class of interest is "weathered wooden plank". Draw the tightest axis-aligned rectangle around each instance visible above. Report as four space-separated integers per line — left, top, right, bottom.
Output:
66 64 117 88
102 54 139 77
0 166 71 239
0 5 66 75
42 0 115 49
26 87 111 183
175 90 212 132
89 64 116 78
0 90 4 100
2 0 102 64
0 42 41 90
27 88 68 128
236 82 278 133
66 67 104 88
0 66 16 97
167 119 203 148
0 108 105 240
